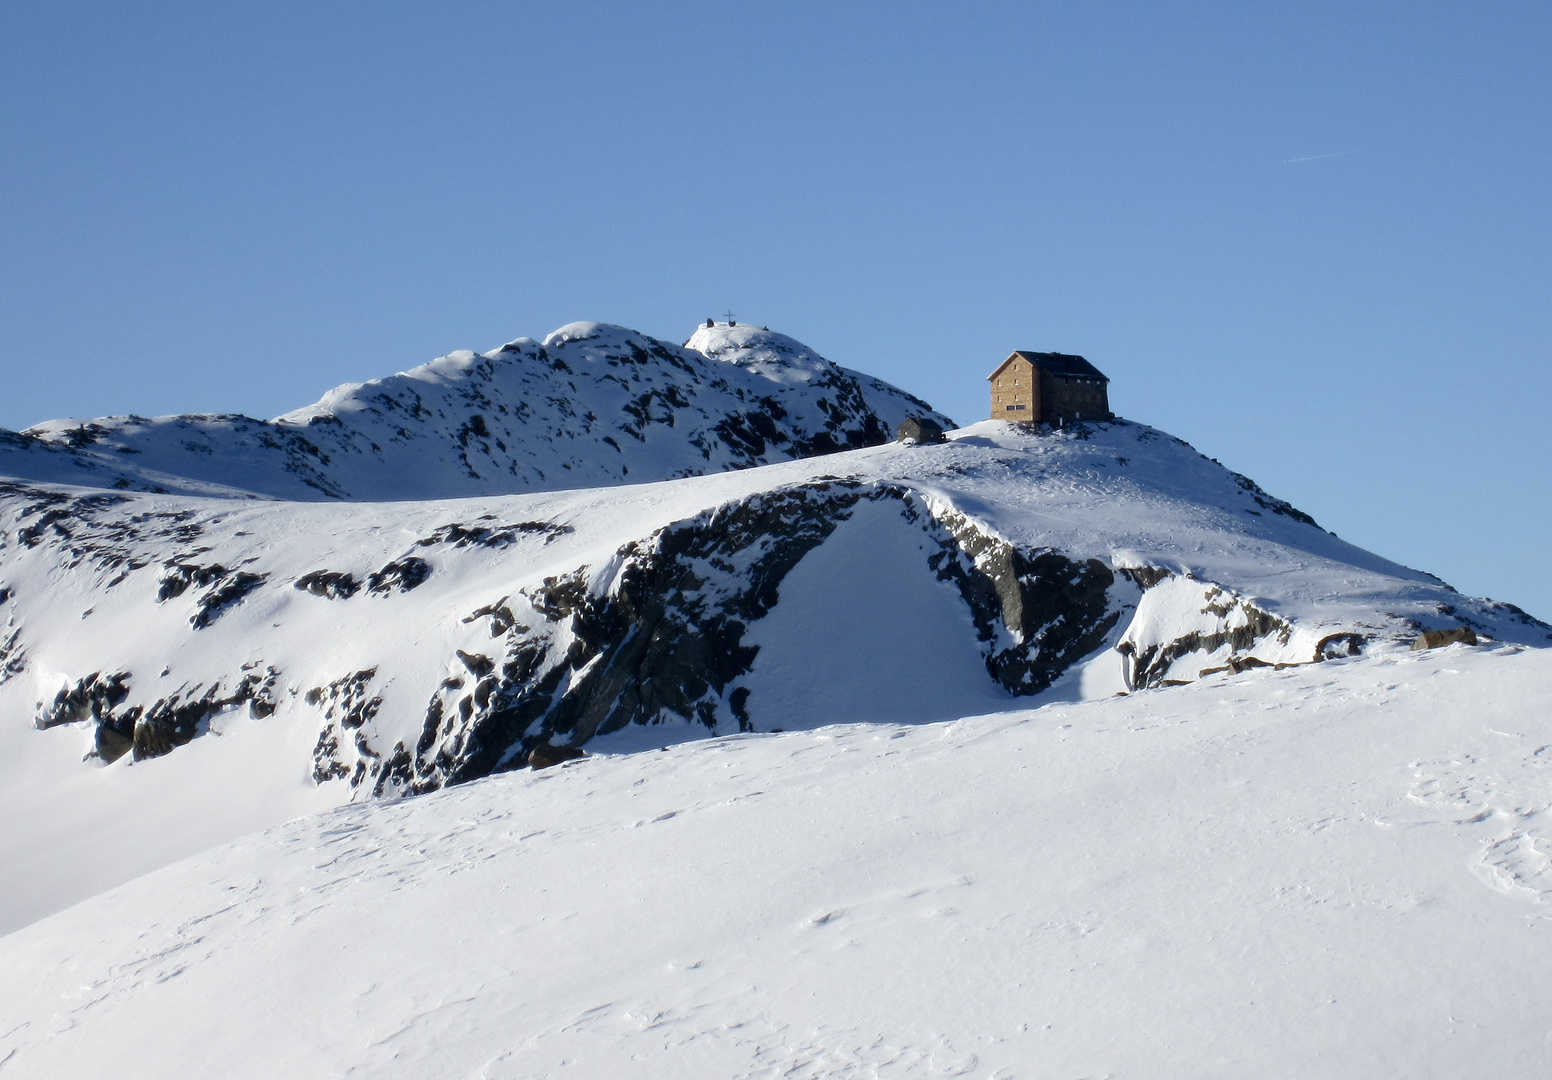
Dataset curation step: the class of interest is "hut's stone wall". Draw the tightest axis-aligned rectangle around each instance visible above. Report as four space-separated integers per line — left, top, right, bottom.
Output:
1041 376 1110 423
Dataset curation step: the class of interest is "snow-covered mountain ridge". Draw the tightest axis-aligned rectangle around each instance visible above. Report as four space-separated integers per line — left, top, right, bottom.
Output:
0 322 951 500
3 412 1545 809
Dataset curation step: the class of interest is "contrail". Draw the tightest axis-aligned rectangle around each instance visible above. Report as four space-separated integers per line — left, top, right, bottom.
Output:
1283 150 1360 163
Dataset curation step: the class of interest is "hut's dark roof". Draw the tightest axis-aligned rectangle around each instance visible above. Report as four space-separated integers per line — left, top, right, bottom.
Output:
1008 351 1109 381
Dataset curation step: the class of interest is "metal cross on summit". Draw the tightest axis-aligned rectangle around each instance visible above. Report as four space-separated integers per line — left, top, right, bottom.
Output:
723 309 736 326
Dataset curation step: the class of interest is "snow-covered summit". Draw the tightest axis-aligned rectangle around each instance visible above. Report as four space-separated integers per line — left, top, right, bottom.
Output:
685 321 841 381
0 322 952 501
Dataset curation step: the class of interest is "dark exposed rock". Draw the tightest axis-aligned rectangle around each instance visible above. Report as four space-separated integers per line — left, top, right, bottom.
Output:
414 520 572 549
0 627 23 685
132 667 280 761
924 507 1127 694
307 669 384 785
456 650 495 677
134 685 237 758
35 665 280 763
156 560 268 626
405 484 859 791
1431 600 1552 643
159 561 228 602
294 570 360 599
1198 656 1275 678
1230 473 1322 530
37 671 132 730
368 557 430 594
10 486 133 552
1118 565 1175 590
190 572 267 629
528 743 586 770
463 599 525 637
0 484 207 584
244 661 281 718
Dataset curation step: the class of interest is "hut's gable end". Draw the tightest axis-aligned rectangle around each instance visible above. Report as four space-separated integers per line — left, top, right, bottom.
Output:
988 353 1040 421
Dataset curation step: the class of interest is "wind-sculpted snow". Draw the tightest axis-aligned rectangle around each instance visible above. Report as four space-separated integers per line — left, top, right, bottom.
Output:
3 419 1546 821
0 322 951 500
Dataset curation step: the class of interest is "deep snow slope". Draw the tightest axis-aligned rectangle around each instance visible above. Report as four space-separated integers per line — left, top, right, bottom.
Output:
3 644 1551 1079
3 419 1547 934
0 323 951 500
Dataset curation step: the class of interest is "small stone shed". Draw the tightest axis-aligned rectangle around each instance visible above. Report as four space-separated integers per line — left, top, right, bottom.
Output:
988 351 1112 425
896 416 946 444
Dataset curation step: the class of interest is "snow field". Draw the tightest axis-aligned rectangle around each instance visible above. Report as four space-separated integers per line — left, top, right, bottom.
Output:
1 420 1544 938
740 498 1011 727
2 643 1550 1078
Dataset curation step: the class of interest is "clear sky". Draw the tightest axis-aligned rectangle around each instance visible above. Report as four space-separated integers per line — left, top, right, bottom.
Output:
2 1 1548 620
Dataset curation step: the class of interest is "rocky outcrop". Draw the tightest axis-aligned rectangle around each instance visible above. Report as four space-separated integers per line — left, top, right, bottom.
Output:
157 561 269 628
1115 574 1295 690
528 744 586 770
0 480 201 584
310 482 1143 796
1413 627 1478 650
294 570 360 599
0 629 22 686
308 669 384 786
346 482 869 795
366 558 430 595
36 665 279 763
923 506 1131 693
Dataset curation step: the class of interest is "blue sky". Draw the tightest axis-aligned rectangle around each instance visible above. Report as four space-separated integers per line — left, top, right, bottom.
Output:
2 1 1548 619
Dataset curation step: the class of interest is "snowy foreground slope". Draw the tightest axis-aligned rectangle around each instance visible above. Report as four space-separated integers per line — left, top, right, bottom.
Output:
0 322 950 500
3 644 1552 1079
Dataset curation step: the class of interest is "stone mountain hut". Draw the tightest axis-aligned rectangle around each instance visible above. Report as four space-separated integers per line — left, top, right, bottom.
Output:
988 351 1112 425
